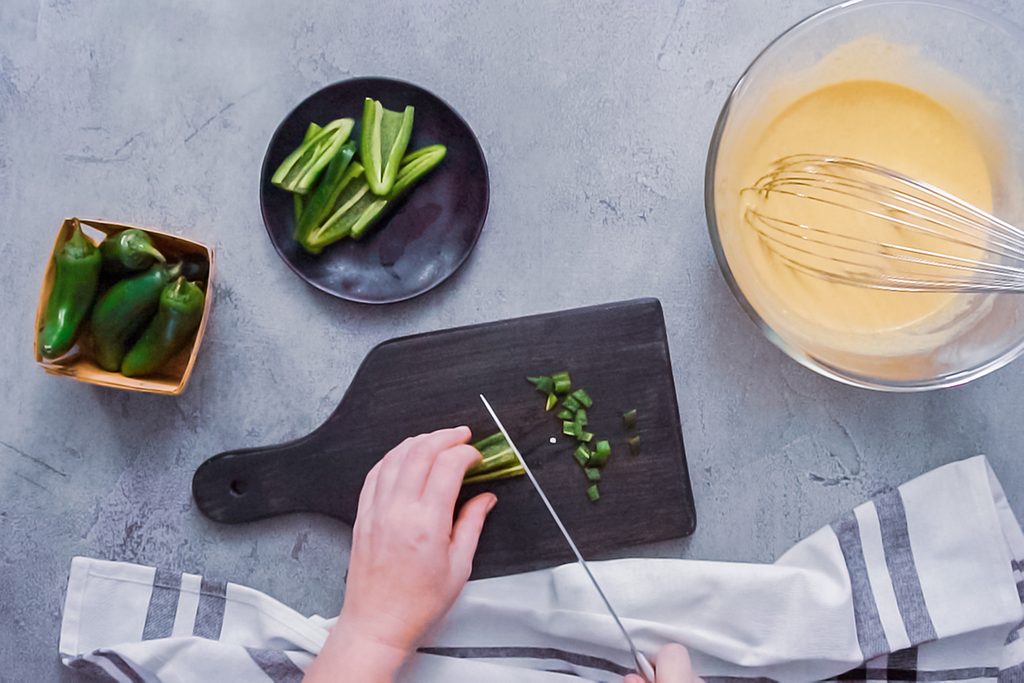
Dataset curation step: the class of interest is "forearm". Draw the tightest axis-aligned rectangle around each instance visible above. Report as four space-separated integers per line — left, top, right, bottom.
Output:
304 621 410 683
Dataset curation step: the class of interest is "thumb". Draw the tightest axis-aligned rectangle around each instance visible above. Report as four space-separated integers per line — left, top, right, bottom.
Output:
623 676 645 683
450 493 497 578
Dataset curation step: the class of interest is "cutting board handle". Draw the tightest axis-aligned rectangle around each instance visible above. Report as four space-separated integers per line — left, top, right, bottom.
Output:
191 436 355 524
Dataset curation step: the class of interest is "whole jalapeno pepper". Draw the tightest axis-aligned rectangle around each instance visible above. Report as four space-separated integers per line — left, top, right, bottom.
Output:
90 262 181 371
38 220 102 359
121 277 205 377
100 228 165 275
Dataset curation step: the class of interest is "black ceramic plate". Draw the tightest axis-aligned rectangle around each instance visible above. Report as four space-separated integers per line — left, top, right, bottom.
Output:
260 78 489 303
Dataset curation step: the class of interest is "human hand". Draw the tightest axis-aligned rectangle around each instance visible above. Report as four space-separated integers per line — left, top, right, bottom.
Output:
305 427 497 682
624 643 702 683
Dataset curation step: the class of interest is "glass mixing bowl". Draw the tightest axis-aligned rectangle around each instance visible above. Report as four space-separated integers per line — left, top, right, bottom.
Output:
706 0 1024 391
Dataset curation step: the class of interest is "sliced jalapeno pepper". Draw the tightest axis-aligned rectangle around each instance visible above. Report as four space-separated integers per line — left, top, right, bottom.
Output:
360 98 414 196
294 140 357 242
293 122 322 221
271 118 354 194
298 144 446 253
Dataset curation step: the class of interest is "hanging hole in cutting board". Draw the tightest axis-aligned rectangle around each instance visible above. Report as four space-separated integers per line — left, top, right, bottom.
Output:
229 480 248 497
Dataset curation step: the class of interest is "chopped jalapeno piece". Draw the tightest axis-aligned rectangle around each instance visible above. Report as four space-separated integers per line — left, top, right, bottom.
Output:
584 467 601 482
578 431 594 443
623 408 638 430
571 389 593 408
551 370 572 394
586 484 600 502
628 435 641 455
528 375 555 394
573 445 591 467
562 396 580 412
590 439 611 466
557 409 574 421
545 393 558 411
563 421 579 437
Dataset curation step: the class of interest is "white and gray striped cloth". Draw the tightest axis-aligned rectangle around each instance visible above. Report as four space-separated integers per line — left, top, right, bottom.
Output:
60 455 1024 682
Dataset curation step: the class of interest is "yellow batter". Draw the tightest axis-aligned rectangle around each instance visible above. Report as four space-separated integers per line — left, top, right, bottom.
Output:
737 80 993 336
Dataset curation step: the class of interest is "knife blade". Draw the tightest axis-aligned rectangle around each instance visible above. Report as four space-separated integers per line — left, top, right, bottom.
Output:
479 394 656 682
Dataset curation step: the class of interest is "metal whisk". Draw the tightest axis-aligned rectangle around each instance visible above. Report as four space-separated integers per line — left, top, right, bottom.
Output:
741 154 1024 293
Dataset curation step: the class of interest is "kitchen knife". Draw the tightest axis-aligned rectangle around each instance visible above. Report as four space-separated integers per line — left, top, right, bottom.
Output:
479 394 656 682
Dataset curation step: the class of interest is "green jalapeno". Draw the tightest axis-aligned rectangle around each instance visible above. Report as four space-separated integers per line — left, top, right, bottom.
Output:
121 277 205 377
100 228 165 275
38 219 102 359
90 263 181 371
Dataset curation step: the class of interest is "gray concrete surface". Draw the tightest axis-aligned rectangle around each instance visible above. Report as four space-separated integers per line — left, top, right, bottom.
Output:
3 0 1024 679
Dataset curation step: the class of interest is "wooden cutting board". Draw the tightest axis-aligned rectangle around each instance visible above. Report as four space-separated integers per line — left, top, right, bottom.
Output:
192 298 695 578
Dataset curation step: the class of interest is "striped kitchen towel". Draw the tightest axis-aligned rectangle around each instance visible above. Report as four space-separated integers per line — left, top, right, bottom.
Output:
60 455 1024 682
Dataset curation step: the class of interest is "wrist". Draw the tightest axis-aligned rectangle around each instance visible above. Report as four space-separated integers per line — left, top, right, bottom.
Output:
317 618 412 680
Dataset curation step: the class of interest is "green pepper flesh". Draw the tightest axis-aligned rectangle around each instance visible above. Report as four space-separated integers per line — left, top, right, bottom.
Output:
100 228 166 275
38 220 102 359
272 118 354 194
361 98 414 196
90 263 181 371
121 277 205 377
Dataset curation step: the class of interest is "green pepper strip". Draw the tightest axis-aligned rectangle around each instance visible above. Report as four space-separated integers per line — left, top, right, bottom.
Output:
299 144 447 253
272 118 354 194
361 98 415 196
463 432 524 485
294 141 357 242
293 123 323 221
473 431 508 455
38 220 102 359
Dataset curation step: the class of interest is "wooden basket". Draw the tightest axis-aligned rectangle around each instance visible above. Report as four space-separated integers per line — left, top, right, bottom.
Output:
33 218 215 395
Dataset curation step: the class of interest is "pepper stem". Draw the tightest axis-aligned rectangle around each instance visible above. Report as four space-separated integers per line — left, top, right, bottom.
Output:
63 218 94 258
143 244 166 263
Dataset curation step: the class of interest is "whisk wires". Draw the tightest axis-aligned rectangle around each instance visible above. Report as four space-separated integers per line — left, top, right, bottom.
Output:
741 155 1024 292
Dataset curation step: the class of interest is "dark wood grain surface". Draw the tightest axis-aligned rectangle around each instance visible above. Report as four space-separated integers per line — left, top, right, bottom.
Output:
192 298 695 578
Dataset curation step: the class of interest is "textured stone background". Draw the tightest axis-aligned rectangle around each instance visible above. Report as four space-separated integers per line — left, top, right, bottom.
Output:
2 0 1023 678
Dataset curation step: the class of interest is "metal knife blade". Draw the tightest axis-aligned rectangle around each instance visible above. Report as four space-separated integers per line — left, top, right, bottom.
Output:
479 394 656 682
